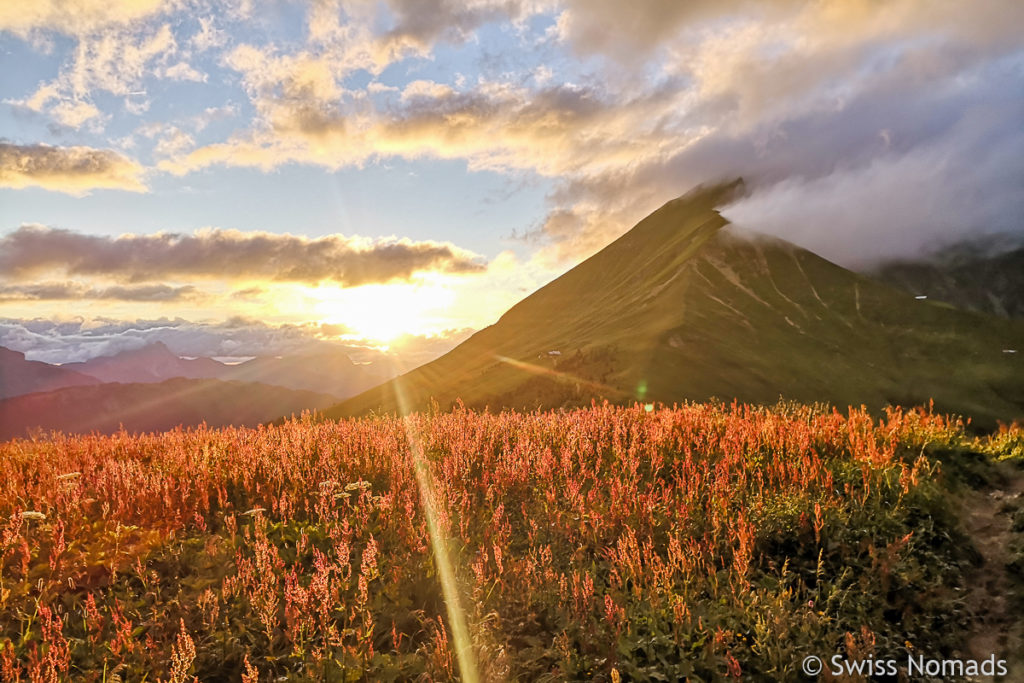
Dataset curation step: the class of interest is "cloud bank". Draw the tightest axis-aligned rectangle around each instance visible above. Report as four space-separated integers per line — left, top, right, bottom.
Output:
0 316 471 366
0 282 198 303
0 143 147 194
0 224 485 286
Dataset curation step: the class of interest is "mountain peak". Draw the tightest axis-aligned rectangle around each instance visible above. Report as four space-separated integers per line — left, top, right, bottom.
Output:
0 346 26 362
0 345 100 399
326 181 1024 427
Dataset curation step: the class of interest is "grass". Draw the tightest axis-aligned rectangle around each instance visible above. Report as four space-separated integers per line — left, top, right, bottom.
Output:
0 402 1020 680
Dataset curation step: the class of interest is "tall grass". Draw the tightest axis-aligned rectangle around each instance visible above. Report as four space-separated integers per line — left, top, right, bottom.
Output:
0 402 1007 680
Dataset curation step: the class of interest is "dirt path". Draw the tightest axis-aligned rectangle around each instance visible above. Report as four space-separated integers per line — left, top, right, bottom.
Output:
963 462 1024 680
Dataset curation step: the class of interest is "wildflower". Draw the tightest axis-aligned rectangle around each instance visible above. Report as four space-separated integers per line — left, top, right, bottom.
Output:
240 508 266 517
242 655 259 683
56 472 81 481
20 511 45 521
168 619 196 683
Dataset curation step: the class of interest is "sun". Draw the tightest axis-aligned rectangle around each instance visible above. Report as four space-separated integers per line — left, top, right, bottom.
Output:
304 281 456 344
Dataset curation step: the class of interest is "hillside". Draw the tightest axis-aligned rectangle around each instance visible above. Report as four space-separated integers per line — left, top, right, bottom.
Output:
0 346 100 399
63 342 224 383
223 347 392 397
62 342 391 398
871 242 1024 319
325 181 1024 426
0 378 338 439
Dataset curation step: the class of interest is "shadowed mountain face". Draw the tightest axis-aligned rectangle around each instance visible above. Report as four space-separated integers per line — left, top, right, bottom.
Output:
0 378 339 440
63 342 224 384
0 347 100 399
870 243 1024 319
325 181 1024 427
222 348 392 398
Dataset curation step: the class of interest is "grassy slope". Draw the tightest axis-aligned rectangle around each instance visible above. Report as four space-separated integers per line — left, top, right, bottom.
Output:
0 378 340 439
326 182 1024 427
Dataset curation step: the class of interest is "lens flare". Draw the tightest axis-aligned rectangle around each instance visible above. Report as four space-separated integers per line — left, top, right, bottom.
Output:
390 378 480 683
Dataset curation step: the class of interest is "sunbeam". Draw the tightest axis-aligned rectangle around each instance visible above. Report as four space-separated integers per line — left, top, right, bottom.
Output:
391 377 481 683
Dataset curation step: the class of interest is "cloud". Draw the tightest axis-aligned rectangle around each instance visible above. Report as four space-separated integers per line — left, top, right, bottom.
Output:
7 0 1023 270
160 75 684 180
526 0 1024 264
0 143 148 194
0 224 486 286
162 61 206 82
189 15 227 52
0 282 199 302
0 316 332 363
554 0 766 62
149 0 1020 269
8 22 184 130
555 0 1023 65
379 0 542 48
723 101 1024 266
0 0 169 38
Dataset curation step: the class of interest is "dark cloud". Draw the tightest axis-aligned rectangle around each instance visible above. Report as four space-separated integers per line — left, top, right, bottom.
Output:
0 225 485 285
556 0 776 62
0 282 198 302
382 0 529 47
0 142 147 194
530 13 1024 266
556 0 1023 64
0 316 335 363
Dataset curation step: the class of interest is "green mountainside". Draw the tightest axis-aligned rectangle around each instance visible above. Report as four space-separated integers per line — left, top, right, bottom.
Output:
871 242 1024 319
325 182 1024 426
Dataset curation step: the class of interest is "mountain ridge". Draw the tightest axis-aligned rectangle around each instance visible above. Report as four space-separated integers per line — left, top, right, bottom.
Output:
56 341 392 398
0 377 339 440
0 346 101 399
871 242 1024 319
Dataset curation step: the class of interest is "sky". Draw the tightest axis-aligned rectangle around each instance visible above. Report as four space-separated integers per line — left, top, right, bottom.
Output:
1 0 1022 365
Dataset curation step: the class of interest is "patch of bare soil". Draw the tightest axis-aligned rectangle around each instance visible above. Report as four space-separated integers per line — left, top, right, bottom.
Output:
962 462 1024 681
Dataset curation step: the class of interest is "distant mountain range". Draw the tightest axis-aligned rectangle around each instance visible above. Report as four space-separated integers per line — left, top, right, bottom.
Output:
0 378 338 440
0 341 394 439
61 342 226 384
325 181 1024 427
0 347 100 399
2 341 392 400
